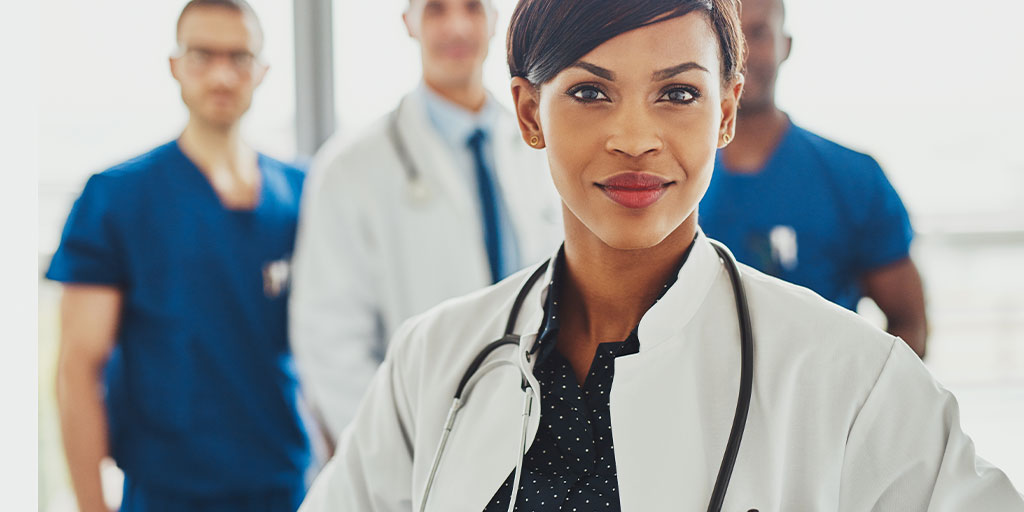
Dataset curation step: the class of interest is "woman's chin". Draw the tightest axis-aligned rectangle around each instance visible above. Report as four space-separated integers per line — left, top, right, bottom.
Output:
576 210 697 252
590 225 674 252
563 201 695 252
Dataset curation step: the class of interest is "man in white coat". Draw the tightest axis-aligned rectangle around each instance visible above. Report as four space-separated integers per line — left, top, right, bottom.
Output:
289 0 562 440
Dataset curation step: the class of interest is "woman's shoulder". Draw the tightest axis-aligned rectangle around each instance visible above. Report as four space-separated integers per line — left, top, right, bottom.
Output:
738 262 897 374
734 265 908 428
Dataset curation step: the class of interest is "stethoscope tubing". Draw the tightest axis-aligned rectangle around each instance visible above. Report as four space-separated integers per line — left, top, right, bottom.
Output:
707 240 755 512
419 359 522 512
387 98 420 186
418 263 549 512
417 243 752 512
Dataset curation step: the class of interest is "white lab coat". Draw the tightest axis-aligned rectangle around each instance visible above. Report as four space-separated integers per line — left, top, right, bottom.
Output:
300 231 1024 511
290 88 562 438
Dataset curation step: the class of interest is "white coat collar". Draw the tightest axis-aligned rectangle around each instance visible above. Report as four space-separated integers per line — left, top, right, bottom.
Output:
508 256 555 344
417 82 501 151
399 87 532 225
512 229 721 353
637 228 722 352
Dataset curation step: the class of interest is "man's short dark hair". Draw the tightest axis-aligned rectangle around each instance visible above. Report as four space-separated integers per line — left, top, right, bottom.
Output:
176 0 264 50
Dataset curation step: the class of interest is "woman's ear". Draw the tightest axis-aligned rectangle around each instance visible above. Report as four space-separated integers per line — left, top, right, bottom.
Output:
510 77 545 149
719 74 744 148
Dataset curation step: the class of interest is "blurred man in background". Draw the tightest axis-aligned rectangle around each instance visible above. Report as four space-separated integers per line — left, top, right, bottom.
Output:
699 0 928 357
47 1 311 510
290 0 561 440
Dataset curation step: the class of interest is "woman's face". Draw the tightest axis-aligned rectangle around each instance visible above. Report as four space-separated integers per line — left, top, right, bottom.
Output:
513 13 743 250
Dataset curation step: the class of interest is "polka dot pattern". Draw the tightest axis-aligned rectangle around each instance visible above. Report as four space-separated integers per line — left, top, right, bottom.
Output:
483 333 637 512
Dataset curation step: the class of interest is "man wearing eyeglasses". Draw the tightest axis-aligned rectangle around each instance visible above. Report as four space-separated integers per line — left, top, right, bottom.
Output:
46 1 312 511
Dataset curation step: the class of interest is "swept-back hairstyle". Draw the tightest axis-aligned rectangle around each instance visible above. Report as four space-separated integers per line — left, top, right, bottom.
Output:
507 0 745 86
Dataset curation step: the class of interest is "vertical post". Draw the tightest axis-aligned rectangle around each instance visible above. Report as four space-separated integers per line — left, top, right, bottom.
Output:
294 0 336 159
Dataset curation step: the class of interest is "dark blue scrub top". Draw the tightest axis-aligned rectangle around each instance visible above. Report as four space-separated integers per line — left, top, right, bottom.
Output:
46 141 311 496
699 121 913 310
485 241 693 511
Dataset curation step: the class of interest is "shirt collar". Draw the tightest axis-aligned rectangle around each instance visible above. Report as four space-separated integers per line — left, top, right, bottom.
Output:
533 235 698 366
418 82 499 150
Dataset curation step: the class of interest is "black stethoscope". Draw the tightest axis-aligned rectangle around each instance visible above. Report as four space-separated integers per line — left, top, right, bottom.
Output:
418 239 754 512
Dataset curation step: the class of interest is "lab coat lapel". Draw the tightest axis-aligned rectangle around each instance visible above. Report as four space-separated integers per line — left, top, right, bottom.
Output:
421 346 533 511
635 229 723 352
398 91 477 218
421 262 552 511
610 231 740 509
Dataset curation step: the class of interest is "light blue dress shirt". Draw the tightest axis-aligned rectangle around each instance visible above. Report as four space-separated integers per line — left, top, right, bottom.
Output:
419 82 521 278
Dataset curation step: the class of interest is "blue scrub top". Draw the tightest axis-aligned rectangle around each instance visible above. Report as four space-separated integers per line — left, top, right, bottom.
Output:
46 141 311 496
699 122 914 310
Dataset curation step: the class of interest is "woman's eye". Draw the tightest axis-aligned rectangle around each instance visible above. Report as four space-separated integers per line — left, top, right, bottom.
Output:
661 87 698 104
569 86 608 102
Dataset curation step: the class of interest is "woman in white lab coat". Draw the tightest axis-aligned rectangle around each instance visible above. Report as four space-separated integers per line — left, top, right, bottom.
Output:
300 0 1024 510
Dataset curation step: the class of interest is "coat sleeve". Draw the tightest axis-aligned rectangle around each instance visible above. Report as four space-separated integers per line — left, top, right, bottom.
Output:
838 340 1024 511
289 149 384 439
299 317 420 511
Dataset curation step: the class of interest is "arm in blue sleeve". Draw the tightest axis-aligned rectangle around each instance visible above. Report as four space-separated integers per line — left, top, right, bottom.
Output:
46 174 126 286
853 157 914 272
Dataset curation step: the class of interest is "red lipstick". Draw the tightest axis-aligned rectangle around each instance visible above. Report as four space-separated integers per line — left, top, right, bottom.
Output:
597 172 673 209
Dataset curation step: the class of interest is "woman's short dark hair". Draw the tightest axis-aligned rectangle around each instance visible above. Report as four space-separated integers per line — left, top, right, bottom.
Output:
507 0 745 86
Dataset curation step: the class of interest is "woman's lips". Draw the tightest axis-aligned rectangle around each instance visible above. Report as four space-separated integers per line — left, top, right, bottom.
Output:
597 172 673 209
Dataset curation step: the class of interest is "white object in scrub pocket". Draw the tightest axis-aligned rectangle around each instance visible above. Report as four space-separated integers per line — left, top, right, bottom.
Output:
769 225 798 272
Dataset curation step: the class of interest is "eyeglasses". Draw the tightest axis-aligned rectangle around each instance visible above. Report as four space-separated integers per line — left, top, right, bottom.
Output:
177 47 260 75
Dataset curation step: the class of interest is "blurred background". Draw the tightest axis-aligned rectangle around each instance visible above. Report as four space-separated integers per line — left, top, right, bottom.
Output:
37 0 1023 509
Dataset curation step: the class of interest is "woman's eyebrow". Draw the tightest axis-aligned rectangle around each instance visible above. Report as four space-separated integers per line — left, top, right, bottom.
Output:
571 61 615 80
570 61 709 81
652 62 709 80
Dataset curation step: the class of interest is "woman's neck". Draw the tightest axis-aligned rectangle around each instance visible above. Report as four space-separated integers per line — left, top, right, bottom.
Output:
559 212 697 346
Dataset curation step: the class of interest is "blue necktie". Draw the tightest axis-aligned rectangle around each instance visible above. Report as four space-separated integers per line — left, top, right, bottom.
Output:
467 129 505 284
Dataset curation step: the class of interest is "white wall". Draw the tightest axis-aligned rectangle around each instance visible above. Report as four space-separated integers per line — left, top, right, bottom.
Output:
778 0 1024 230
